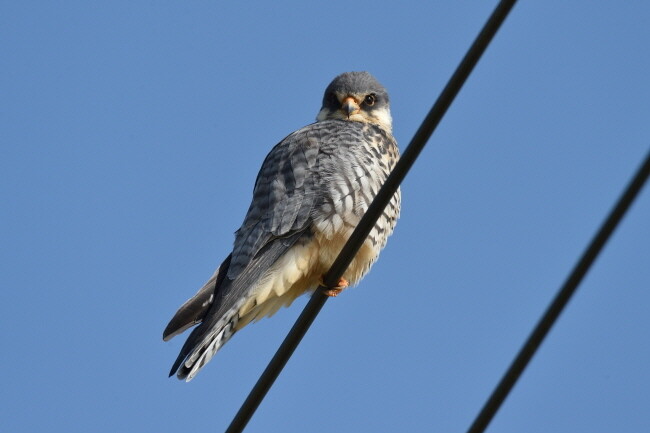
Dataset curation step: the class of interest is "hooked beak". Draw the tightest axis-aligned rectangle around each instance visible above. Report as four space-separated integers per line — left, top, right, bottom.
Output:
341 96 360 118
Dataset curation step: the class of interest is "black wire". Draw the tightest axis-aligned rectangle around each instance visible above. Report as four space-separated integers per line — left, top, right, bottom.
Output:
225 1 518 431
466 148 650 433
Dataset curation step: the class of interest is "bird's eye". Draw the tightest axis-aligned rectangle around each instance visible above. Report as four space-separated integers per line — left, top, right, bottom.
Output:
364 94 376 106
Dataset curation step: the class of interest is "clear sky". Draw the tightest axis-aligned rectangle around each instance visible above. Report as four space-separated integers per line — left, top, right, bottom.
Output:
2 1 649 432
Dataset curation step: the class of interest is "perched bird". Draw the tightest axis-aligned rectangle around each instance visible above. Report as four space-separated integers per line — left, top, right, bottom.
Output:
164 71 401 381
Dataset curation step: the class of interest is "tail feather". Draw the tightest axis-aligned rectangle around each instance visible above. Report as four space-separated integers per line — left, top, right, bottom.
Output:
169 306 241 381
165 232 309 380
178 314 239 381
163 255 232 342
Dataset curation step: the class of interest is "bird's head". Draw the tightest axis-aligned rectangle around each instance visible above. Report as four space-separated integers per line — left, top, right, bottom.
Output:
316 71 392 132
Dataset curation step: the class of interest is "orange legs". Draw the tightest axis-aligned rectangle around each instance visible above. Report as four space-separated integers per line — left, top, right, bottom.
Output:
320 277 349 297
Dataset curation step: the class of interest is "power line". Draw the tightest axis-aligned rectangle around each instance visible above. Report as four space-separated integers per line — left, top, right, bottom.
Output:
225 1 519 431
466 148 650 433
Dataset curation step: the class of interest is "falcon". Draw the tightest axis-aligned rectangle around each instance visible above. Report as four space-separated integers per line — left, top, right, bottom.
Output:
164 71 401 381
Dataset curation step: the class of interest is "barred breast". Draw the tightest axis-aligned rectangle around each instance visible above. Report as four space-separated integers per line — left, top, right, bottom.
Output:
310 120 400 285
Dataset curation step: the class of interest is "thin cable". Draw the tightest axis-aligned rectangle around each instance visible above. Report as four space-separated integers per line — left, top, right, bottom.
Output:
466 149 650 433
226 1 518 431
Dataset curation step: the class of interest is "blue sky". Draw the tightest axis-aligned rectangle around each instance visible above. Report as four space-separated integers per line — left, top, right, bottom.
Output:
2 1 649 432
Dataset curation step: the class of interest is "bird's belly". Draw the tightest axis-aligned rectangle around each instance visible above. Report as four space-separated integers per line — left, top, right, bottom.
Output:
236 239 319 328
313 228 380 286
235 227 380 329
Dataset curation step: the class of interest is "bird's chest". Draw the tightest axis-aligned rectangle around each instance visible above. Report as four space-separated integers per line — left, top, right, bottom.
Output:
309 137 399 283
313 141 388 235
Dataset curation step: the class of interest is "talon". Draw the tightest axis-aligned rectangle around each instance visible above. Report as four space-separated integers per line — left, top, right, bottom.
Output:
320 277 349 297
323 287 343 297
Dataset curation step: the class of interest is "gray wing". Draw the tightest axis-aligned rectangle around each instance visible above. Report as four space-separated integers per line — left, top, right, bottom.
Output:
227 126 321 279
167 125 323 378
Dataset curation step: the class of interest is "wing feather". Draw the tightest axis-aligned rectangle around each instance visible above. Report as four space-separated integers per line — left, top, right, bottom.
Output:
228 127 320 279
168 125 323 379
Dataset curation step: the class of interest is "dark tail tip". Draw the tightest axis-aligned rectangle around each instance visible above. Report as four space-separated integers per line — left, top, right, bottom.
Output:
168 355 184 378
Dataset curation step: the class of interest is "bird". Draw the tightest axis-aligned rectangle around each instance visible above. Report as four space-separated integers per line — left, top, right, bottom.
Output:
163 71 401 381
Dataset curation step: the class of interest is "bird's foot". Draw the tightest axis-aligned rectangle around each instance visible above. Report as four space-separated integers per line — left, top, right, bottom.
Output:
320 277 349 297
